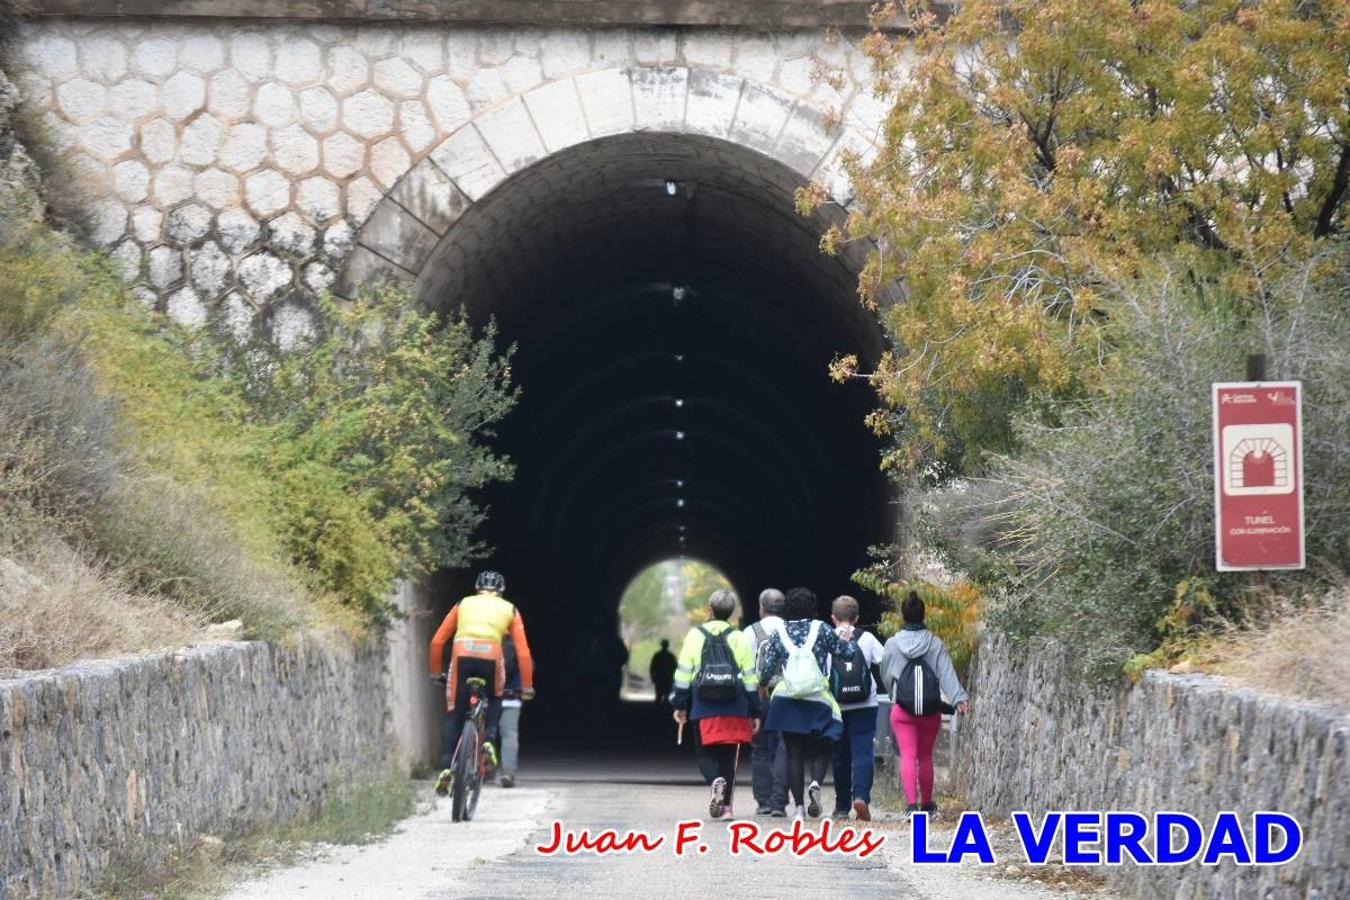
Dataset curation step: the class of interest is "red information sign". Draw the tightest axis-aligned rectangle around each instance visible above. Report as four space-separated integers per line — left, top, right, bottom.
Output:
1212 382 1304 570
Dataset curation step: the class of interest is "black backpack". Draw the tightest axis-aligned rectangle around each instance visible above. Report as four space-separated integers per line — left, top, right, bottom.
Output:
893 653 941 716
694 626 739 702
830 640 873 704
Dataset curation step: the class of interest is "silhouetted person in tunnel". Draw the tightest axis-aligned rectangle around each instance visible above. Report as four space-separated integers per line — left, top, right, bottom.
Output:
428 570 534 797
649 639 677 705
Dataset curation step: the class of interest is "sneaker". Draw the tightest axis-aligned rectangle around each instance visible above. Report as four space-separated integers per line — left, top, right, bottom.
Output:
770 808 787 818
852 798 871 822
483 741 499 768
904 803 920 819
434 768 453 797
806 781 822 818
756 806 773 816
792 805 806 823
500 774 515 788
709 777 728 819
921 801 938 814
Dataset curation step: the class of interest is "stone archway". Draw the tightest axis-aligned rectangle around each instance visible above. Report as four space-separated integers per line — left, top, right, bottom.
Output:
336 64 882 299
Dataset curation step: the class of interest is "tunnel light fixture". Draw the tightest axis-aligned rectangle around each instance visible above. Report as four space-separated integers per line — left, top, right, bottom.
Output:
665 180 678 196
677 498 686 508
675 430 686 441
676 479 685 489
674 354 685 363
672 285 686 303
674 398 685 408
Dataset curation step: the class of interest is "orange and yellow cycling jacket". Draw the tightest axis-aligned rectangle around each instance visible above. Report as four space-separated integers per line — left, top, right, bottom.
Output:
428 593 534 709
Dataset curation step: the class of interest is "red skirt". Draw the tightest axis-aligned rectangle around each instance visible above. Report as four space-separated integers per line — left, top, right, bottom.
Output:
699 715 752 745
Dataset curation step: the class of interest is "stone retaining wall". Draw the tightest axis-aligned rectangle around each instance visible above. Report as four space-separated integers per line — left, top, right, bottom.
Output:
0 638 393 899
950 632 1350 899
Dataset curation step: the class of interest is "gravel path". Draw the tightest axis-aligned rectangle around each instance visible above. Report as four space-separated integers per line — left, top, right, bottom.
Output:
223 766 1110 899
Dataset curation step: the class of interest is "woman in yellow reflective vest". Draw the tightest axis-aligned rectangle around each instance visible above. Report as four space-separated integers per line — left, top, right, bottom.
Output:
671 589 760 819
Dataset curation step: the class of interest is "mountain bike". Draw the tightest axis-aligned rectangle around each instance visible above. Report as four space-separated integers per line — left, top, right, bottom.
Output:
451 676 493 822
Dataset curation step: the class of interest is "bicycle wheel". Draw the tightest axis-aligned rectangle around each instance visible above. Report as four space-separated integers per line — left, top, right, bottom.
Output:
451 719 478 823
463 738 484 821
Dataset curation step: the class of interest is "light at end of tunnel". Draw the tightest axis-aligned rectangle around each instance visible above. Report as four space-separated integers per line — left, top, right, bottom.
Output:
665 179 677 196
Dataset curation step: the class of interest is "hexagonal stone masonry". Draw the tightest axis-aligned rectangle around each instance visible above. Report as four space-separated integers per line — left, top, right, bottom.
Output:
217 208 261 255
268 211 316 256
244 169 291 218
10 20 889 336
342 89 394 139
237 251 293 303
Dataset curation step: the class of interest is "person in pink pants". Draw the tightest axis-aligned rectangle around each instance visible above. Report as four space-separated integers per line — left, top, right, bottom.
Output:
880 591 969 814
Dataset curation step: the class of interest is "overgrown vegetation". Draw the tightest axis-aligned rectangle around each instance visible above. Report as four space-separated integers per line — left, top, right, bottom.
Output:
97 772 416 900
0 195 516 671
824 0 1349 679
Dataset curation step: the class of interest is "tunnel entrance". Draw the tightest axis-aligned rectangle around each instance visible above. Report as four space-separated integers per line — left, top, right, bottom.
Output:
617 558 737 701
416 131 892 747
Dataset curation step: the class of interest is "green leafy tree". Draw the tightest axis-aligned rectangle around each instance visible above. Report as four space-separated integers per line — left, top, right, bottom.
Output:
805 0 1348 477
224 289 518 617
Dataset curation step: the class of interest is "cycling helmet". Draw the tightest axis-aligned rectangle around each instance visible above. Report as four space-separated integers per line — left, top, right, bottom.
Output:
475 570 506 593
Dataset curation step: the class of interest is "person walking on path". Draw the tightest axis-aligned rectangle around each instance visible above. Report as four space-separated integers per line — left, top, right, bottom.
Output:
498 635 526 788
671 589 761 819
827 595 885 822
742 588 789 816
757 587 854 822
648 638 677 705
879 590 969 815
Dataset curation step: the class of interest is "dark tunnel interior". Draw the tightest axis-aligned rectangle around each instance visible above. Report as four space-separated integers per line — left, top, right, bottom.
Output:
419 133 893 742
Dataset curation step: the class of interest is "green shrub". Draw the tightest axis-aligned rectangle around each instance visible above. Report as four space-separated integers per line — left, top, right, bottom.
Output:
0 197 516 645
217 289 517 619
913 248 1350 676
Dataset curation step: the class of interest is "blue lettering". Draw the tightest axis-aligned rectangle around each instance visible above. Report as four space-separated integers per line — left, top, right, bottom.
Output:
1012 812 1061 864
1253 813 1301 864
1063 813 1101 864
949 813 996 864
1156 812 1203 864
1203 813 1252 865
1104 812 1153 864
911 813 948 863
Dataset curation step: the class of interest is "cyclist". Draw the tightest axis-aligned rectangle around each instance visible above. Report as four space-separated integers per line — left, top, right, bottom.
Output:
428 570 534 797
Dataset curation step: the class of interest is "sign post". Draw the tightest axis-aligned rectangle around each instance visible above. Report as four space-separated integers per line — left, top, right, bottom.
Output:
1212 381 1304 571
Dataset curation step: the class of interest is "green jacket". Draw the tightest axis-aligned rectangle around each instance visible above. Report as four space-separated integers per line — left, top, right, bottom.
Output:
670 619 761 720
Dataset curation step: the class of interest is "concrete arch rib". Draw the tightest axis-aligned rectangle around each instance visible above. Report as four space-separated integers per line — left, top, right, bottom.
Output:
335 65 880 298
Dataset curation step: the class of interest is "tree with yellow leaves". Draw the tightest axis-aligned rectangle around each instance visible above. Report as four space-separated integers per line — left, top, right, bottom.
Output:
805 0 1348 478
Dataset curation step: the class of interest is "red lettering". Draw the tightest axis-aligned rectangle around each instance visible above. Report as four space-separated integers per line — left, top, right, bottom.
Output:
535 822 664 856
674 820 703 856
728 822 764 855
535 821 564 855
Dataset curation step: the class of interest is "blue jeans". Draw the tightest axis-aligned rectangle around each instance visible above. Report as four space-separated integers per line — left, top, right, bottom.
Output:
832 706 878 809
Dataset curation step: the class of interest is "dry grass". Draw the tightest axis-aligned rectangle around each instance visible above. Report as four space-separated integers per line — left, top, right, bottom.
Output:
1196 585 1350 710
0 536 204 676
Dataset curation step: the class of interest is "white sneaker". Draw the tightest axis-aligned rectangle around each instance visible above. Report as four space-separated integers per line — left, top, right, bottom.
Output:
792 805 805 823
806 781 822 818
709 777 727 819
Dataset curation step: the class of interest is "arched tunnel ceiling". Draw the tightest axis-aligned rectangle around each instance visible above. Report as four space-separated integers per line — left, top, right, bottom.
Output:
419 133 893 674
